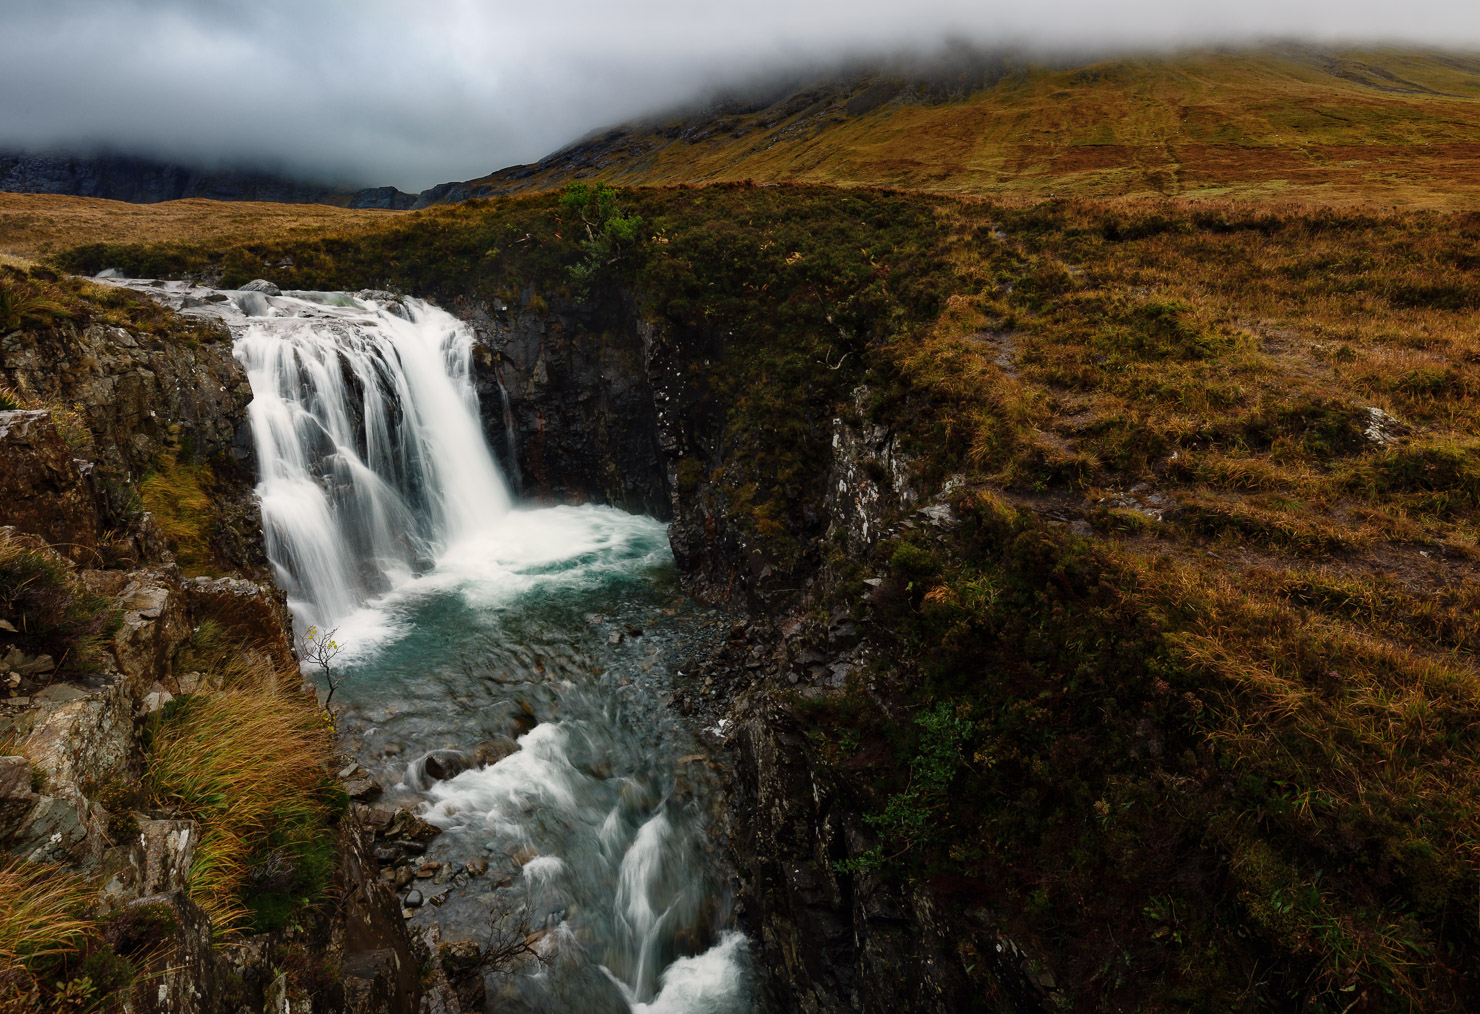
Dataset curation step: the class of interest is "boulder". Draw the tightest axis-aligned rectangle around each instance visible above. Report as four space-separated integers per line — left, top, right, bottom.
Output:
131 819 198 896
25 677 134 791
178 574 295 668
438 939 486 1011
239 278 281 296
421 750 469 782
88 570 190 694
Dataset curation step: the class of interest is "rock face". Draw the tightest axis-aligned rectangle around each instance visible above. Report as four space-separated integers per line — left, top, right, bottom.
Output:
729 708 979 1014
0 410 100 563
0 297 423 1012
450 292 1005 1012
0 314 267 573
0 317 251 486
459 293 672 518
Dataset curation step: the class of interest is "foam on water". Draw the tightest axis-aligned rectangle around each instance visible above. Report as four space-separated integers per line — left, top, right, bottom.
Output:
628 932 753 1014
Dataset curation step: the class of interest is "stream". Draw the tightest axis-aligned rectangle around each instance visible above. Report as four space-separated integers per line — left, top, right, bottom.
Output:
105 277 759 1013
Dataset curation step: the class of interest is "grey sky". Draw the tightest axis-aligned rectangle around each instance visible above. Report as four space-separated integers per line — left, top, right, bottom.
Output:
2 0 1478 191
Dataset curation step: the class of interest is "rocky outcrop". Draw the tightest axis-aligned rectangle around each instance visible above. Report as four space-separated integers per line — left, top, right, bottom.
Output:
728 706 985 1014
459 293 673 518
0 410 100 564
0 315 269 573
0 317 250 486
452 289 1014 1011
0 298 421 1011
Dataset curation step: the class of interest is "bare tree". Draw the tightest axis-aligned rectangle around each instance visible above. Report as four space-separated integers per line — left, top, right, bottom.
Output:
300 625 355 708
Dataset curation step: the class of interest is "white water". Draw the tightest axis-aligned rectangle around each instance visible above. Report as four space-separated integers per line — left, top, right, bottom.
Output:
99 278 755 1012
232 292 512 630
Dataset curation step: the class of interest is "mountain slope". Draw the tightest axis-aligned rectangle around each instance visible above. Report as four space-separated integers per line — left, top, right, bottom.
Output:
460 45 1480 208
0 150 418 209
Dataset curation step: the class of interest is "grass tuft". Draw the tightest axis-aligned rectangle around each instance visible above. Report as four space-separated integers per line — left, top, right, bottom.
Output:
143 659 338 935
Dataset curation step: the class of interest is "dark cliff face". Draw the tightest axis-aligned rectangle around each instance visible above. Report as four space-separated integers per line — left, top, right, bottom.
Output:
0 151 418 208
458 292 674 520
452 292 999 1014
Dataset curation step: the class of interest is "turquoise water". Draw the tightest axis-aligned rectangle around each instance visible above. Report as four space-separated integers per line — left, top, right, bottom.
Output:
332 505 755 1013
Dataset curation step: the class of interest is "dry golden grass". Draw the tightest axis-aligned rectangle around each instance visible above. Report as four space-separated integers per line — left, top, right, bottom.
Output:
477 46 1480 210
0 861 95 1010
144 659 335 934
138 456 215 569
0 192 395 260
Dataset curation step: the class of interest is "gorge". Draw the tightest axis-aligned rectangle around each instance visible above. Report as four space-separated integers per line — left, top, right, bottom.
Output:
6 172 1480 1012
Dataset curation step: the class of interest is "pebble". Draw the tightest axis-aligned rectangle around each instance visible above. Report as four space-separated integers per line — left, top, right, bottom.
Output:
404 889 423 908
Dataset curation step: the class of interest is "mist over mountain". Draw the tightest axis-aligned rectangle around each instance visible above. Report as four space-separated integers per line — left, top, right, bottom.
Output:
4 0 1480 191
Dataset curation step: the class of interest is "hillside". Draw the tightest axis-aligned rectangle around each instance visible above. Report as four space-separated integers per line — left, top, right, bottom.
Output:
460 45 1480 208
48 184 1480 1009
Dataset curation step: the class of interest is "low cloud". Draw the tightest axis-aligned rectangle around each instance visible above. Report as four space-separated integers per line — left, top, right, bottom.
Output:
2 0 1478 191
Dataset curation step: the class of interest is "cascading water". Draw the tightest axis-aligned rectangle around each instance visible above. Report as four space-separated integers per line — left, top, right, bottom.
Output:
233 296 512 631
98 277 757 1014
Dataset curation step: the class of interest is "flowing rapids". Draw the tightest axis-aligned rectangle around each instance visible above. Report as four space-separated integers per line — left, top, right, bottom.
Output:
106 278 757 1013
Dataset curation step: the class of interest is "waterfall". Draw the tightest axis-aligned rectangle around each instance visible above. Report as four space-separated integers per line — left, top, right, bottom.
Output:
497 372 524 494
232 292 511 630
97 275 756 1014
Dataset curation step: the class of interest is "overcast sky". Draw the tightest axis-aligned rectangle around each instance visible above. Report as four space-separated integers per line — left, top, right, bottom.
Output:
2 0 1478 191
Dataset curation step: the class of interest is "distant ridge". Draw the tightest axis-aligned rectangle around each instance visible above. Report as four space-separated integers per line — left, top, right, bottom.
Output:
458 44 1480 208
0 150 419 209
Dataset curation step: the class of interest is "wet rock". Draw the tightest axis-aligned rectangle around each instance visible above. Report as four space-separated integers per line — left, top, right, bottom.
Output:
344 776 383 801
404 889 424 908
465 858 489 877
416 862 441 878
439 939 487 1011
509 700 537 737
421 750 469 782
358 804 396 833
240 278 281 296
335 823 424 1013
394 867 414 889
387 808 441 843
472 735 518 767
